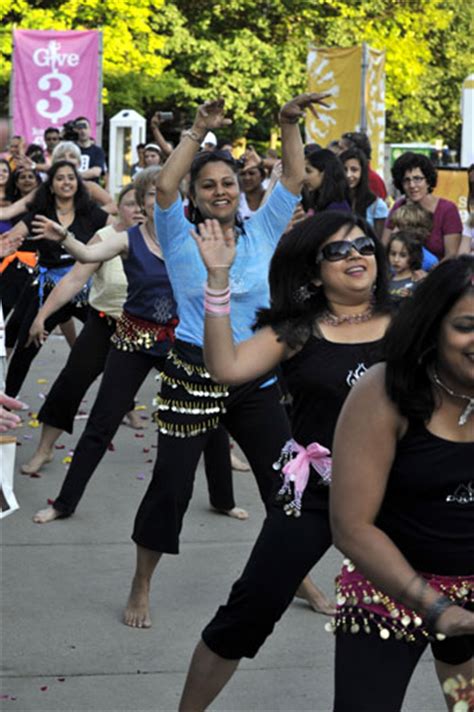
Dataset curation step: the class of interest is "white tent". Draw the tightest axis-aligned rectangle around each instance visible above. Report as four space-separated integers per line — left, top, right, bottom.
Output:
108 109 146 198
461 74 474 167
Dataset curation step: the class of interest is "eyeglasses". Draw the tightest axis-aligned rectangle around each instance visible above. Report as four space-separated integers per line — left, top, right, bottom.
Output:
316 236 376 263
402 175 426 186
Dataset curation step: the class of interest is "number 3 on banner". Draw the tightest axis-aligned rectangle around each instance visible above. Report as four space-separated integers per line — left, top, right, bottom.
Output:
36 72 74 124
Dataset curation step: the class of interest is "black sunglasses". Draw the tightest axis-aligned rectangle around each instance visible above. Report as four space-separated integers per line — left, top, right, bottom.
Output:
316 236 376 263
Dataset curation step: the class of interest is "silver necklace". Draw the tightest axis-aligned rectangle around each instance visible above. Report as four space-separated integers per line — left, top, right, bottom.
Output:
432 368 474 426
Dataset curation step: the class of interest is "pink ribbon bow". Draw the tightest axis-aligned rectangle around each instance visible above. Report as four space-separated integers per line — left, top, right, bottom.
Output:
282 440 332 498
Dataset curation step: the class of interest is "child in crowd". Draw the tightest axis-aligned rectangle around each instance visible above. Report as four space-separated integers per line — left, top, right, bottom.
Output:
389 201 438 271
387 231 424 304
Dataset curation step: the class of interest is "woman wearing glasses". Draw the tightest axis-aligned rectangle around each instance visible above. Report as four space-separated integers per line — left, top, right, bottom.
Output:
382 152 462 261
178 211 392 710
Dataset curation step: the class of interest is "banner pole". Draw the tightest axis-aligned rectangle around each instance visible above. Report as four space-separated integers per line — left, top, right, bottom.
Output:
360 42 369 133
8 29 16 138
96 30 104 145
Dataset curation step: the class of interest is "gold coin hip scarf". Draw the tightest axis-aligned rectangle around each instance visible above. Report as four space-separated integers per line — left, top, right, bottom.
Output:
326 559 474 644
153 347 229 438
111 310 178 352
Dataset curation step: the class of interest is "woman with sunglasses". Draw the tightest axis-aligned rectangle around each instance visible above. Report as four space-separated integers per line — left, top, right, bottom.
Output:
178 211 392 710
382 152 462 261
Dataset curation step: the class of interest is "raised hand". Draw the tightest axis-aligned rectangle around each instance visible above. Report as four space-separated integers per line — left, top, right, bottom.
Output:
279 92 331 124
193 99 232 132
190 219 236 274
31 215 67 242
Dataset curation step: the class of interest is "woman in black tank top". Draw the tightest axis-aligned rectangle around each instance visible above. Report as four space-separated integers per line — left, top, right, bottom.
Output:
331 256 473 711
178 212 393 709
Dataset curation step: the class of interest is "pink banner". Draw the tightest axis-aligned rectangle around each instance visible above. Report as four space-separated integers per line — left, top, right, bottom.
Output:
12 29 101 148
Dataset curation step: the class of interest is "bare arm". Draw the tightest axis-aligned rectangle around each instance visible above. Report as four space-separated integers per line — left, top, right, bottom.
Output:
192 219 291 384
442 232 461 260
155 99 232 210
84 181 117 213
80 166 101 180
373 218 385 240
27 256 100 347
150 113 174 158
381 224 392 246
0 192 36 220
330 364 474 636
30 216 128 263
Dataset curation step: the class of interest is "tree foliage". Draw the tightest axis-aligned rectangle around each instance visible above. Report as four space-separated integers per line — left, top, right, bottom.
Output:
1 0 472 148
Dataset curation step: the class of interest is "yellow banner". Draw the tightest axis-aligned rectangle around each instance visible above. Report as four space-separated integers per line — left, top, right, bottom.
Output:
365 47 386 174
306 46 362 147
434 169 469 224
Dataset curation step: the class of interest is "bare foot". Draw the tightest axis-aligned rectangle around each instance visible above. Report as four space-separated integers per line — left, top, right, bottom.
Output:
33 506 62 524
230 452 251 472
21 450 54 475
295 580 336 616
123 410 147 430
123 577 152 628
212 506 249 520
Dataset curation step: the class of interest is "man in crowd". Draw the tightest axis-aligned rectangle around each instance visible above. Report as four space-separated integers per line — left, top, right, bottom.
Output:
74 116 107 183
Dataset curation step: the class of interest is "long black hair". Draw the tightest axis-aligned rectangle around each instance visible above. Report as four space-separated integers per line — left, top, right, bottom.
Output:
303 149 350 212
340 147 376 216
385 255 474 421
5 166 41 202
26 160 91 216
255 211 390 349
188 150 242 226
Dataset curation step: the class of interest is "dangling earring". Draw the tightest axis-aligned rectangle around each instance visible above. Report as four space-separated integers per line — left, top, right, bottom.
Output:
293 283 314 303
417 344 435 365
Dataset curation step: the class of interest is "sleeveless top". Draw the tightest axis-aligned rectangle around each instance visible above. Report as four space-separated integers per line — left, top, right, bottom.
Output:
281 334 385 510
88 225 127 320
376 423 474 575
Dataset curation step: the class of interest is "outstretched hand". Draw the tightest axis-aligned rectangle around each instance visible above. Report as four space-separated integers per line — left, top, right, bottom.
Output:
280 92 331 124
31 215 66 242
193 99 232 132
190 219 236 273
0 393 25 432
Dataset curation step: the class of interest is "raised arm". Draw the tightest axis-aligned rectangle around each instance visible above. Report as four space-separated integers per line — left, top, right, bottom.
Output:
155 99 232 209
27 255 100 347
30 216 128 263
330 363 474 637
192 219 289 384
150 112 174 159
279 93 330 196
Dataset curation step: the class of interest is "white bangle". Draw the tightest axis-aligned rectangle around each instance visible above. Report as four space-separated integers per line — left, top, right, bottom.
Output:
182 128 204 144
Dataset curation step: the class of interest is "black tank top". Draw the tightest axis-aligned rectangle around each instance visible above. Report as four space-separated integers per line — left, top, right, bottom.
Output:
376 422 474 575
281 334 385 509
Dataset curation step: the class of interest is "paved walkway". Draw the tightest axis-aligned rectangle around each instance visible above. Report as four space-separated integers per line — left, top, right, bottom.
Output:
2 335 444 711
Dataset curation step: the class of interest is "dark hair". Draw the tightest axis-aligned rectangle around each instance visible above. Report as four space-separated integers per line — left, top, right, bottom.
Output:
240 162 266 180
304 143 323 156
303 149 350 212
340 147 376 216
6 166 41 201
385 255 474 422
188 150 240 225
44 127 60 138
341 132 372 160
387 231 423 271
0 158 12 183
26 143 45 163
26 160 91 215
255 211 390 349
136 142 146 150
392 152 437 193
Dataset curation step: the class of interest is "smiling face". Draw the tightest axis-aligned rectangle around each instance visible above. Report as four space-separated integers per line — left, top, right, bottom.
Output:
16 169 37 196
344 157 362 190
0 161 10 187
316 225 377 305
402 168 429 202
388 238 411 275
437 291 474 393
193 161 240 225
304 161 324 191
52 165 78 200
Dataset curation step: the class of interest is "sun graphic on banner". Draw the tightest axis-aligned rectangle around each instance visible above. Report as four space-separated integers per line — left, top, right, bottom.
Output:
306 49 339 142
366 50 385 173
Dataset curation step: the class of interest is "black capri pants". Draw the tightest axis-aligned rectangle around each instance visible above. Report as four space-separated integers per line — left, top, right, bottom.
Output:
202 505 332 659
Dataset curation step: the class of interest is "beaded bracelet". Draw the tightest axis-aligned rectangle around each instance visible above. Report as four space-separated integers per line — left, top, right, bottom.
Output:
424 595 455 634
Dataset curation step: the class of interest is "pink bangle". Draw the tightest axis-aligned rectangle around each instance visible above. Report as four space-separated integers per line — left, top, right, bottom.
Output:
205 285 230 296
204 300 231 316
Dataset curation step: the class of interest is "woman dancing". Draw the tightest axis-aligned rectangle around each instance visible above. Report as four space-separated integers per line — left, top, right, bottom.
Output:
178 209 392 710
21 184 141 475
4 160 109 396
31 168 246 530
124 93 335 629
330 256 473 711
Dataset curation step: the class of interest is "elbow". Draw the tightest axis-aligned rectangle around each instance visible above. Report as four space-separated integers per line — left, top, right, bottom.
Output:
330 512 356 556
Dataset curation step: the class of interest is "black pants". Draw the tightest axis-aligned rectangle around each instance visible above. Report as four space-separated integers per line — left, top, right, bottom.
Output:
132 380 291 554
333 612 474 711
202 506 332 659
5 286 88 397
53 347 235 516
38 309 133 434
0 259 34 321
